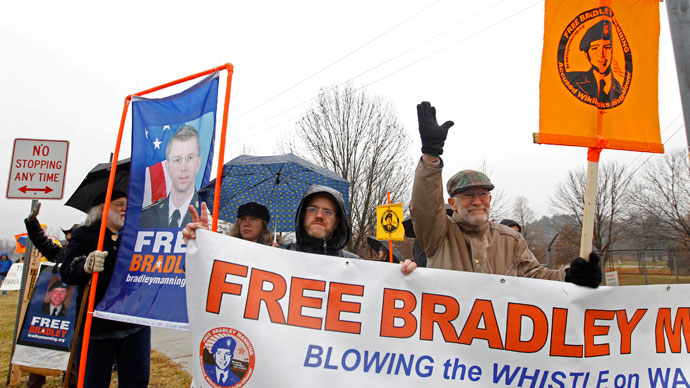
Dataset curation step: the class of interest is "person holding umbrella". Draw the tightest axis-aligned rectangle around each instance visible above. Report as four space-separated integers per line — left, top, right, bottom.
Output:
61 189 150 387
229 202 280 246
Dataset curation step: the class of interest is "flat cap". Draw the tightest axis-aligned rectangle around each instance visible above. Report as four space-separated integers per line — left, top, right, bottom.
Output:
446 169 494 197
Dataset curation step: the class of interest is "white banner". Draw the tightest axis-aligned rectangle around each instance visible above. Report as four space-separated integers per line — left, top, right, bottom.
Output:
186 230 690 388
1 263 24 290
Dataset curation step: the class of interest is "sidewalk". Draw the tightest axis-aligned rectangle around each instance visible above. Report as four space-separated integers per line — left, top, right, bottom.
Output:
151 326 193 374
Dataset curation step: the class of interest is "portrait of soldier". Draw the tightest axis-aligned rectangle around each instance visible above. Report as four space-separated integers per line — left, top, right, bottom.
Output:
40 279 69 317
565 19 623 103
203 337 240 387
140 125 202 228
382 211 398 233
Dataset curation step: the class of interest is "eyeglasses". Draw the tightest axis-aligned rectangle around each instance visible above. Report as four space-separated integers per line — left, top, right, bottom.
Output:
305 206 336 218
168 154 199 166
457 191 490 203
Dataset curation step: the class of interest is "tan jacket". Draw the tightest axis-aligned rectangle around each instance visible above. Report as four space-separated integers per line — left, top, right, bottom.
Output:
410 158 565 281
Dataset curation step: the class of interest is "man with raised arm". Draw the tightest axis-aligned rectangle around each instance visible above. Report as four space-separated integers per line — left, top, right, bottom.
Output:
400 101 601 289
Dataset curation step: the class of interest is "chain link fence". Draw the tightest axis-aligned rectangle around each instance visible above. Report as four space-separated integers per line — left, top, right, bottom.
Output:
604 248 690 285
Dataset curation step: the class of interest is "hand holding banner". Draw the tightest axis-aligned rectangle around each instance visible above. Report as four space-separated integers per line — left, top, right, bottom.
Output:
186 231 690 387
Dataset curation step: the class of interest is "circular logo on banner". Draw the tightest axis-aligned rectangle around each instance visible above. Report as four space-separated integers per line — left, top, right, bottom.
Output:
557 7 632 109
199 327 255 388
380 210 400 234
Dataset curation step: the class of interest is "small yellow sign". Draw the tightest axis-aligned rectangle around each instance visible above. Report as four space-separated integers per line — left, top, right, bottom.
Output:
376 203 405 241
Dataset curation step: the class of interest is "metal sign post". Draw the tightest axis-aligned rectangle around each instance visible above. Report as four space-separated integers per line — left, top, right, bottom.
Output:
6 200 41 385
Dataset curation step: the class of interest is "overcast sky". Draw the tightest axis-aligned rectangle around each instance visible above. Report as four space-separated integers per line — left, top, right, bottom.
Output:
1 0 686 242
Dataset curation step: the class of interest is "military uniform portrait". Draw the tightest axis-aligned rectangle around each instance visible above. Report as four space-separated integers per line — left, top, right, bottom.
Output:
140 125 202 228
39 278 72 318
564 19 623 104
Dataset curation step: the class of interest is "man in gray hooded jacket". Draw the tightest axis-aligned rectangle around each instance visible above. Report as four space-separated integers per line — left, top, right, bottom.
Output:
182 184 359 259
280 184 359 259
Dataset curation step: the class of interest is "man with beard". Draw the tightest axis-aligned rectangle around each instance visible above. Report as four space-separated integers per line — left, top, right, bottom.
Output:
401 102 601 289
281 185 360 259
61 189 150 387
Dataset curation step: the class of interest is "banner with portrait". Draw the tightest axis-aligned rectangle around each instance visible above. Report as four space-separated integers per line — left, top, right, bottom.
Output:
12 263 78 370
95 73 219 329
376 203 405 241
538 0 663 153
185 230 690 388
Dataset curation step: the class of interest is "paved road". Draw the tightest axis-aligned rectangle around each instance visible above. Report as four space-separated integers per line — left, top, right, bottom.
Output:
151 326 193 374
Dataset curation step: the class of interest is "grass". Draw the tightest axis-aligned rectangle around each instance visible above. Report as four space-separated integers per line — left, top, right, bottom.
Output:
0 291 192 387
615 273 690 286
605 262 690 285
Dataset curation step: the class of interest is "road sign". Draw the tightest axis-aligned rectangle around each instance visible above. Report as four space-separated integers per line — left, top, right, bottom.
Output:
6 138 69 200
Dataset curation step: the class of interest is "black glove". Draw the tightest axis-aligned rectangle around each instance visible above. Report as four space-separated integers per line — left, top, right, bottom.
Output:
417 101 454 156
565 252 602 288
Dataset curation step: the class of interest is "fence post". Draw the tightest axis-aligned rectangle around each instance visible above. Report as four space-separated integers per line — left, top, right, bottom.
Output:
670 250 679 284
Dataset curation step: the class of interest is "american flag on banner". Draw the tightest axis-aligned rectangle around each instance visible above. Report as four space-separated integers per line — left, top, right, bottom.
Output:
142 124 180 206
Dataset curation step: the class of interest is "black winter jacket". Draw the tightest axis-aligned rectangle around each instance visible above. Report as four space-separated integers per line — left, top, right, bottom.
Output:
280 185 360 259
61 221 143 336
24 217 63 263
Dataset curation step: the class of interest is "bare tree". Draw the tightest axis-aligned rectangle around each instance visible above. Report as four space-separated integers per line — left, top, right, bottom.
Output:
512 195 536 240
280 84 413 256
631 149 690 247
475 159 510 222
549 162 633 259
552 221 582 267
0 239 15 257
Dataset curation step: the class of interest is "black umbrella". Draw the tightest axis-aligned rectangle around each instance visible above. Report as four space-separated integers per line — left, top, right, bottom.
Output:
366 236 405 263
65 158 130 213
402 204 454 238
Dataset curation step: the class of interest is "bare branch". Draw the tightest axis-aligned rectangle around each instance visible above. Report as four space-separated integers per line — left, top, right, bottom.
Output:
285 83 413 255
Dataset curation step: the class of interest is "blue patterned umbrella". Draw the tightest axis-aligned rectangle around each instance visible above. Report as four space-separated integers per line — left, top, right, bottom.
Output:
199 153 350 232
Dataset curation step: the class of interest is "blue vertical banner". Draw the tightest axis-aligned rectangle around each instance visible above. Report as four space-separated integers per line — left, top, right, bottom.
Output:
95 73 219 329
12 264 78 370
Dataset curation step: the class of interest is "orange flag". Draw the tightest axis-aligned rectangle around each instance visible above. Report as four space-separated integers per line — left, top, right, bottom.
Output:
14 233 27 253
538 0 663 153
